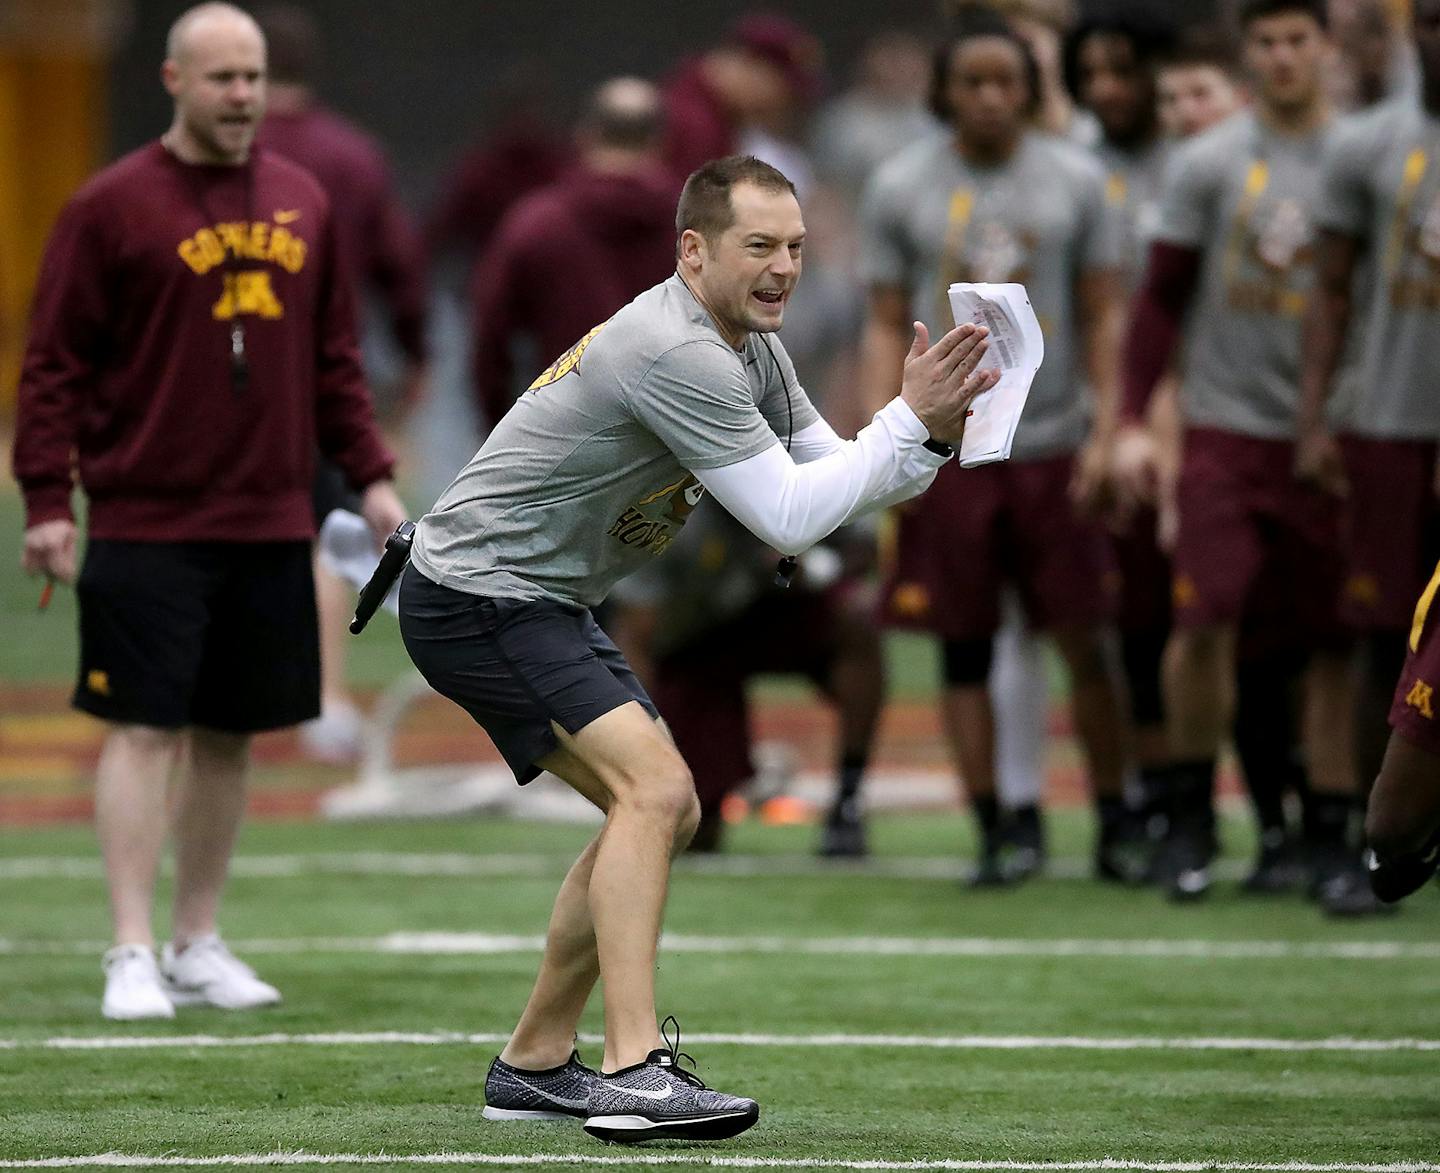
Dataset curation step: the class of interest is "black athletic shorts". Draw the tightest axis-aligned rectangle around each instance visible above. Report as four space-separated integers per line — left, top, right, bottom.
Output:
74 540 320 733
398 563 658 783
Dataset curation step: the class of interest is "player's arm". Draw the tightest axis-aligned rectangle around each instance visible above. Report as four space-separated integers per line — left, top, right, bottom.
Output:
858 284 914 418
1111 240 1202 503
1071 264 1126 512
1295 228 1360 497
694 322 998 555
11 197 109 583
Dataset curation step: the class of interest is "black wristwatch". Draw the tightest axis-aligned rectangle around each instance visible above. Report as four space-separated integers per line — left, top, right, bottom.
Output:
922 438 955 458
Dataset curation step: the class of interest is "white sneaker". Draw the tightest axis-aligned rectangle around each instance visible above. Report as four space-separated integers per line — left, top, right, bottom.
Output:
102 944 176 1021
161 935 282 1010
299 698 364 764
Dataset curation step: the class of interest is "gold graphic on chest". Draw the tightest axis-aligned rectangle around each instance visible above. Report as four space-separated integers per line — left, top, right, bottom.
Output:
177 217 309 324
530 322 605 391
1222 161 1312 317
607 474 706 556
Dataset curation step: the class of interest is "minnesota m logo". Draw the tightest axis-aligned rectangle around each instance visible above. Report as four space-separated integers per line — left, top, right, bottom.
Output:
1405 678 1435 720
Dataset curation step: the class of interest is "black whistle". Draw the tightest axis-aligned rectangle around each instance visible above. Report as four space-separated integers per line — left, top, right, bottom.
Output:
230 322 249 393
774 555 799 588
350 520 416 634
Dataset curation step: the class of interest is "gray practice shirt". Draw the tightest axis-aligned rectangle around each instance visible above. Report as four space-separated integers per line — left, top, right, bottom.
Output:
860 130 1119 460
1316 95 1440 440
1156 111 1332 439
412 274 821 608
1094 137 1169 295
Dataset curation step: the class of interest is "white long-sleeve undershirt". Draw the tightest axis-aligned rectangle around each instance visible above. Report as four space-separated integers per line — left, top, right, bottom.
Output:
693 397 950 555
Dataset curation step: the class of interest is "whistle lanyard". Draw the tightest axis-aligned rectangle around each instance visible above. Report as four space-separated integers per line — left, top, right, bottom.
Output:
176 155 257 393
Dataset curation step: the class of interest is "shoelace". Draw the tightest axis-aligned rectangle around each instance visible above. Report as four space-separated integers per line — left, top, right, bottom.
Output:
658 1015 708 1089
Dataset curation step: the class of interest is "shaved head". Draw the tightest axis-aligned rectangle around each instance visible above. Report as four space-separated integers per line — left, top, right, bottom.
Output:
162 2 267 165
166 2 264 66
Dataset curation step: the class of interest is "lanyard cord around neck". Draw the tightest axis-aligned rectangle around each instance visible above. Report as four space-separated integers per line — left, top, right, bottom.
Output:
170 144 256 393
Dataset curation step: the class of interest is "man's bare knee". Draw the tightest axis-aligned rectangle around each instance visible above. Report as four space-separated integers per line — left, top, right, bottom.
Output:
108 724 184 756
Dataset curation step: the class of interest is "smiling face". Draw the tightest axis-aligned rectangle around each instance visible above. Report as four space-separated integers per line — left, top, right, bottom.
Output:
680 181 805 347
163 8 267 164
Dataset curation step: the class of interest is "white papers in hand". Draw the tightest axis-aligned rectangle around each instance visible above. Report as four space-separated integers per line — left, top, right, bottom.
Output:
947 283 1044 468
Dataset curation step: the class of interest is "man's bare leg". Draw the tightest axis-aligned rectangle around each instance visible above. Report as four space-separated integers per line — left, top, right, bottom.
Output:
96 725 184 947
1164 624 1238 758
1051 626 1128 799
502 707 698 1073
171 728 251 950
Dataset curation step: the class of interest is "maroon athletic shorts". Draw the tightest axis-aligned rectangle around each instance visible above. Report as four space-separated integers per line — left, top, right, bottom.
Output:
1339 435 1440 633
654 587 842 813
1170 427 1343 635
1112 507 1171 635
882 454 1117 640
1391 560 1440 755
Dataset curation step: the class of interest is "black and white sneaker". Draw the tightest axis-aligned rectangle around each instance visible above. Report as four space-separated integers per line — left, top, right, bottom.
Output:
482 1050 597 1121
583 1017 759 1143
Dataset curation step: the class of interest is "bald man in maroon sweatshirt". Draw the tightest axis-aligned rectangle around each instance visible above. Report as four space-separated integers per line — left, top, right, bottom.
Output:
11 2 406 1022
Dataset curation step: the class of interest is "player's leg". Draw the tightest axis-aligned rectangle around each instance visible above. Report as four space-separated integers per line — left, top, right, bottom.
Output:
883 462 1007 882
990 595 1049 874
73 539 211 1019
1013 453 1137 880
1158 429 1267 898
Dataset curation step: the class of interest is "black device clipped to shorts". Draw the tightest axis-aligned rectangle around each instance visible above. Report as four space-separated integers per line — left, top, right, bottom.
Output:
349 520 415 634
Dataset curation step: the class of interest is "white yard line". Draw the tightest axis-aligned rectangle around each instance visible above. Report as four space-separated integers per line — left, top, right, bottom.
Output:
1 1030 1435 1054
0 853 1253 883
3 933 1438 961
1 1155 1437 1172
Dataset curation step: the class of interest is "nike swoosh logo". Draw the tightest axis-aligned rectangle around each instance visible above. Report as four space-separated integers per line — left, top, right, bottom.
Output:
274 209 302 224
509 1074 588 1110
614 1083 676 1102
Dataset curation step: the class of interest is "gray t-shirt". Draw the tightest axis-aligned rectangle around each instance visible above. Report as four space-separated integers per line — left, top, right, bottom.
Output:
1316 95 1440 439
859 131 1119 459
1156 111 1332 438
1094 137 1169 295
412 274 822 608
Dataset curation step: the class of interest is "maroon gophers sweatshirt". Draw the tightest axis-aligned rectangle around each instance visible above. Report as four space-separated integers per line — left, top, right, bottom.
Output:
12 141 395 542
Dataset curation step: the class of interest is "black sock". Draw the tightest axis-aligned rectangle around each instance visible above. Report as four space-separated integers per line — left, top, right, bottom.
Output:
1234 652 1304 837
1302 789 1353 852
1096 795 1128 831
972 794 1002 848
1170 758 1216 834
835 751 867 808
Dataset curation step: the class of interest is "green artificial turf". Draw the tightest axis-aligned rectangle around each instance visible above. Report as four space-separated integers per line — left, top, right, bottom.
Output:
1 813 1437 1166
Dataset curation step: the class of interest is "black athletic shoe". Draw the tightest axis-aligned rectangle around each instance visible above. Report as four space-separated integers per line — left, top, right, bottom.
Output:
1095 813 1150 885
583 1017 759 1144
482 1050 597 1121
1368 832 1440 903
1154 827 1216 902
817 800 867 858
1317 856 1399 918
1241 828 1303 895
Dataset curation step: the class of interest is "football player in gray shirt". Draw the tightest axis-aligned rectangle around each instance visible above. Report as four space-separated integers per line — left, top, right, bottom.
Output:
1111 0 1371 911
398 156 999 1143
858 10 1137 888
1299 0 1440 898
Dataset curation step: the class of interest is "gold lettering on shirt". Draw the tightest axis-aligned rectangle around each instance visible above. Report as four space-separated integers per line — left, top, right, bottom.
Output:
177 221 307 275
